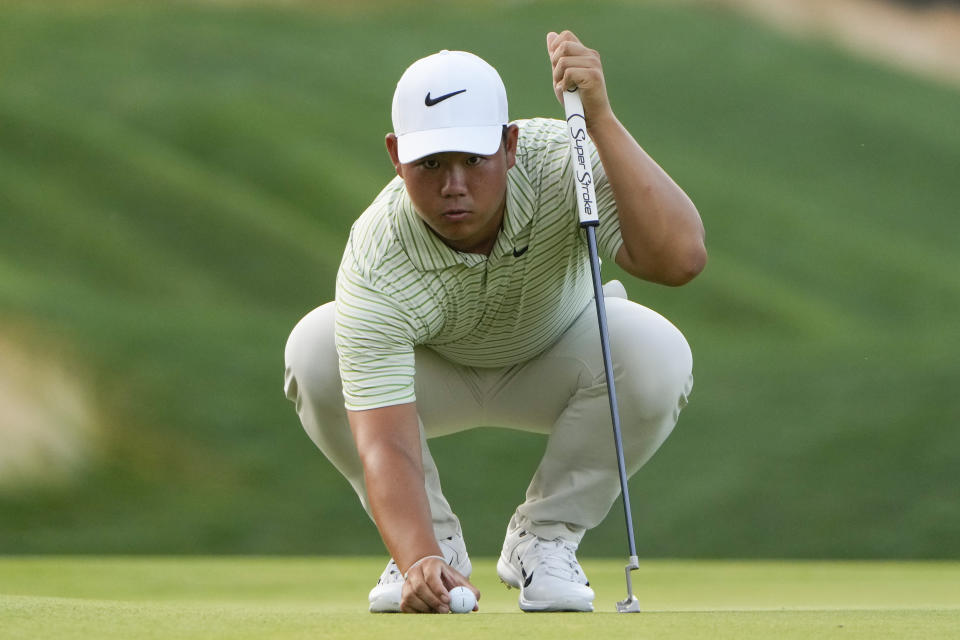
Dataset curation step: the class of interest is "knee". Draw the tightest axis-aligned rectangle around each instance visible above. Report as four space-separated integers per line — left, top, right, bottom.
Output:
607 300 693 421
283 302 342 409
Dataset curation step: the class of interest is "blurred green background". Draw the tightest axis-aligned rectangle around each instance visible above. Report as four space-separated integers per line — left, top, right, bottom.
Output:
0 0 957 559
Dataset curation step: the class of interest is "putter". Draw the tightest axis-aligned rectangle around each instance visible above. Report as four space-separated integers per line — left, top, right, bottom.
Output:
563 87 642 614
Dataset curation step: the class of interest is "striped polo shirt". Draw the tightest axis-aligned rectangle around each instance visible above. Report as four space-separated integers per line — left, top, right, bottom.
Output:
336 117 623 410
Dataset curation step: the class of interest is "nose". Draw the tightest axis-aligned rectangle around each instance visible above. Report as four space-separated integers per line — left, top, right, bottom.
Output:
440 165 467 197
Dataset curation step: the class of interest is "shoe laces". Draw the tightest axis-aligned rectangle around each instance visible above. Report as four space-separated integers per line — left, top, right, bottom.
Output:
377 559 403 585
525 537 585 583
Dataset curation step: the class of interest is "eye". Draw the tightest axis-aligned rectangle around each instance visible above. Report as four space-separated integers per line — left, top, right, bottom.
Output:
465 156 484 166
420 158 441 170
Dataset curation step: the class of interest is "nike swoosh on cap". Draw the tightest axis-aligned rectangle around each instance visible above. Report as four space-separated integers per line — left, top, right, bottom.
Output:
425 89 467 106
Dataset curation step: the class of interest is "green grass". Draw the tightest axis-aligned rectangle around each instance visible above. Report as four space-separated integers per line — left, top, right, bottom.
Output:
2 557 959 639
0 0 958 559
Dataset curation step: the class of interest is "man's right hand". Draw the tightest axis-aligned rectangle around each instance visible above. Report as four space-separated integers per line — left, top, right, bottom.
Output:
401 556 480 613
348 402 480 613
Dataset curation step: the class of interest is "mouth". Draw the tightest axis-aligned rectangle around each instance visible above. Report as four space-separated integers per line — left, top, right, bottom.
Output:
441 209 471 221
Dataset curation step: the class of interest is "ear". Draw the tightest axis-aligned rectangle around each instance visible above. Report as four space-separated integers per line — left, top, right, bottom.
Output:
504 125 520 170
385 133 403 177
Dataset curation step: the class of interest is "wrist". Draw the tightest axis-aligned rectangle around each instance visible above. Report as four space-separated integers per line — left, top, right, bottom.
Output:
585 109 622 141
402 554 446 579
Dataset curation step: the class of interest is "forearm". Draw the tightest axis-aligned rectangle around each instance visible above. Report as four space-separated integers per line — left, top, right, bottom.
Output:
587 112 706 285
348 404 442 573
365 449 442 571
546 30 706 285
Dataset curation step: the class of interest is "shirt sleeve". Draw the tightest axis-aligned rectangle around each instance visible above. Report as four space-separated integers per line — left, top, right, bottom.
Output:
335 252 421 411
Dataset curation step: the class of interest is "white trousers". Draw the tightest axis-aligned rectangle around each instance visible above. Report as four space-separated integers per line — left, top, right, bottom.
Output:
283 281 693 544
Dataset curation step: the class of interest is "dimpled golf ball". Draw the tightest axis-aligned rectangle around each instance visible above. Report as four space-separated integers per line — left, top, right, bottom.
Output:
448 586 476 613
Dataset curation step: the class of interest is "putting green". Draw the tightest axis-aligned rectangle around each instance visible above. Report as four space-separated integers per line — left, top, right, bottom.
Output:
2 558 957 639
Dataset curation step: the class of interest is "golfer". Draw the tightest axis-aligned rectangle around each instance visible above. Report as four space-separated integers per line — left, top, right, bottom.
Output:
284 31 705 613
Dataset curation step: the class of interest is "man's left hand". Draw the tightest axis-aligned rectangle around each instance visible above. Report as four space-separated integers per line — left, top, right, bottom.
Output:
546 30 614 125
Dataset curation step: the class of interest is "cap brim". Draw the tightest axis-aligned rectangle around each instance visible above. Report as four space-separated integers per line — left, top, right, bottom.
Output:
396 125 503 164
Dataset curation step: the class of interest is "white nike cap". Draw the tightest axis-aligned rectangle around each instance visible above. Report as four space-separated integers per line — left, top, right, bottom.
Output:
391 50 508 164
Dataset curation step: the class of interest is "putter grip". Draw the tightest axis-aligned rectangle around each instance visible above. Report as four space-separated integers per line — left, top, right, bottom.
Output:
563 88 600 227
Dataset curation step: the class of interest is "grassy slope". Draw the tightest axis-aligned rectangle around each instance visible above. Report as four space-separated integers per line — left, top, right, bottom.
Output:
1 557 959 639
0 1 958 557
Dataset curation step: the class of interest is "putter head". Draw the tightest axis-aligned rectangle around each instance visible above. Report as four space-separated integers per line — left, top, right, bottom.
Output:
616 594 641 613
617 555 642 613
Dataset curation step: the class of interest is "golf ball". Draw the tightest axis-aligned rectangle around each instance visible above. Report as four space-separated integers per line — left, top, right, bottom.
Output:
448 586 476 613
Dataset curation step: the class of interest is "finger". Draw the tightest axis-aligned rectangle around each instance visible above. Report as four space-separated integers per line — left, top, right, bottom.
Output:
551 42 602 96
411 585 448 613
424 568 452 612
550 40 594 68
546 31 558 52
555 70 605 102
547 32 563 102
400 596 427 613
441 567 481 602
547 31 597 103
405 564 449 613
440 567 458 590
552 29 582 48
406 576 448 613
441 567 477 592
400 583 433 613
550 38 598 65
552 54 598 88
546 29 582 60
553 54 602 87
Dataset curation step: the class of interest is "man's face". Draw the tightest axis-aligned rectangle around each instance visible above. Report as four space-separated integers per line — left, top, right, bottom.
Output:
386 125 519 256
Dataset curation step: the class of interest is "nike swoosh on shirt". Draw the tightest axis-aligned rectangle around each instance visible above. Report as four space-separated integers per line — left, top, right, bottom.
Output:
512 246 529 258
425 89 467 106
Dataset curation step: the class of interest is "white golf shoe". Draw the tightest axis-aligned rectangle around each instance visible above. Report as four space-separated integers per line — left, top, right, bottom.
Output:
368 533 472 613
497 525 595 612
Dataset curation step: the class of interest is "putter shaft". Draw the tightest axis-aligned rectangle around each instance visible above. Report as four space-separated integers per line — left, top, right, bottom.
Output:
564 87 641 611
585 227 638 561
